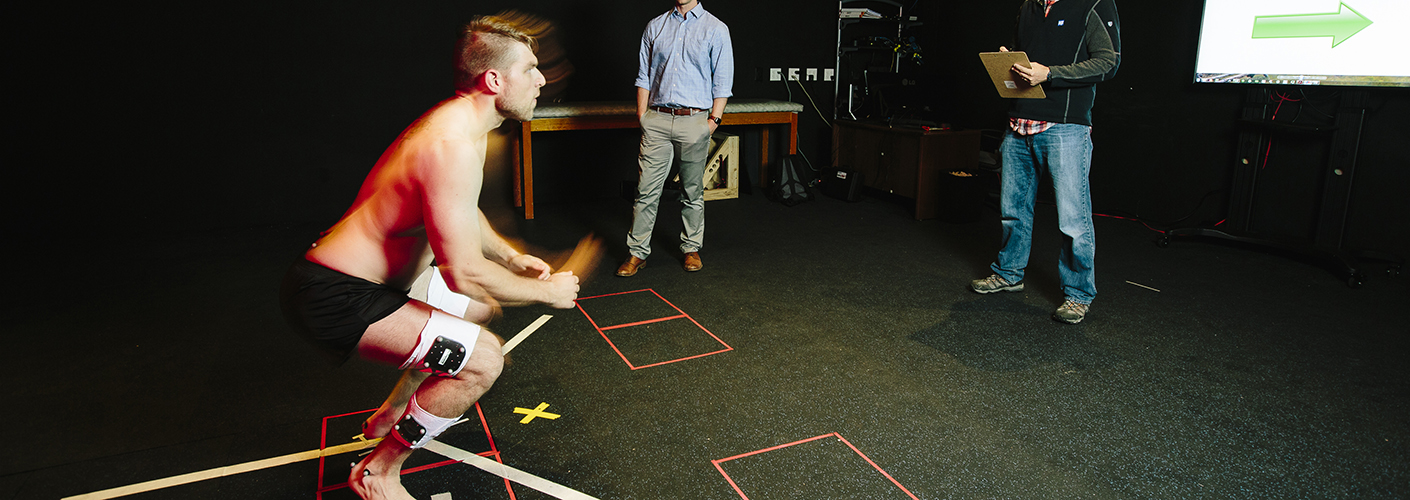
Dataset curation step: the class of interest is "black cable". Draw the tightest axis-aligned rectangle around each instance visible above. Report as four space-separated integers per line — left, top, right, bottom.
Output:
1091 188 1228 232
1290 88 1338 125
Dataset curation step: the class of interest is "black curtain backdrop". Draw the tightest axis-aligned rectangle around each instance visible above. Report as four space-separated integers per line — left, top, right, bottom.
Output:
12 0 1409 260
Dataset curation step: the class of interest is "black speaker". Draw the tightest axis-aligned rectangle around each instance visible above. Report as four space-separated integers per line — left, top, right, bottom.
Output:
820 167 863 202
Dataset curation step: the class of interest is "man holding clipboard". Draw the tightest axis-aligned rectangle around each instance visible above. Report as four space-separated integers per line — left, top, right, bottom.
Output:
970 0 1120 325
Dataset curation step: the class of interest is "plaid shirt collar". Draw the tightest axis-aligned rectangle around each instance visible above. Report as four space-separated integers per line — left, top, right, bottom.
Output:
1044 0 1059 17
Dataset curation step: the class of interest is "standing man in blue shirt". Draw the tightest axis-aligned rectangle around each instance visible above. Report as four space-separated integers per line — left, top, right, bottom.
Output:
616 0 733 277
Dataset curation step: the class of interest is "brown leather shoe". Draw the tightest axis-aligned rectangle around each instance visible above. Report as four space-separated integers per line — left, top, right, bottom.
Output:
616 256 646 277
682 252 703 272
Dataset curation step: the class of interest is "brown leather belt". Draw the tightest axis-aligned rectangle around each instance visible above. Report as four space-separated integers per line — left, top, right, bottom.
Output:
652 106 705 116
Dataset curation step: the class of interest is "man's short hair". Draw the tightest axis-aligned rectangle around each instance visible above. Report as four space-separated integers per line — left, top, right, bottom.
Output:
455 15 538 92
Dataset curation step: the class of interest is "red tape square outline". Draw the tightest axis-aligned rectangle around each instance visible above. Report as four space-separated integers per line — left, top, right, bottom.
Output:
711 433 919 500
576 289 733 369
315 402 518 499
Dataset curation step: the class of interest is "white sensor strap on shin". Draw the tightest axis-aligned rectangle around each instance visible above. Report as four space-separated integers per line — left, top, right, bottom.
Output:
399 309 479 377
392 394 461 449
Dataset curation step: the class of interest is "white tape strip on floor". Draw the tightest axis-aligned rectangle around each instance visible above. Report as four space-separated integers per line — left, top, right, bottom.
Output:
61 439 381 500
63 313 557 499
423 441 599 500
1125 280 1162 292
502 314 552 354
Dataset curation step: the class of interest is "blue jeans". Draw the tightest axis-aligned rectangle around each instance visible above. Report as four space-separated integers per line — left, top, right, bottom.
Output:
992 124 1097 304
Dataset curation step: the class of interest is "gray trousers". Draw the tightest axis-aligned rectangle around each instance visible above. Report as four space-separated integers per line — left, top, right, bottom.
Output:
627 109 710 260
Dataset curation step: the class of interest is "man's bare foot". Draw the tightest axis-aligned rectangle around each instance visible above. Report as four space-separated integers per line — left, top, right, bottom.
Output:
349 456 417 500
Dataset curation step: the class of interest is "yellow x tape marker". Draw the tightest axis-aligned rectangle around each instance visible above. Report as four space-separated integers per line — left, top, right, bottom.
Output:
514 402 561 424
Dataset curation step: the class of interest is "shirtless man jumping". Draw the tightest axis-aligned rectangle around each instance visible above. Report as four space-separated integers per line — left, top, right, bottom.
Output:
279 16 576 500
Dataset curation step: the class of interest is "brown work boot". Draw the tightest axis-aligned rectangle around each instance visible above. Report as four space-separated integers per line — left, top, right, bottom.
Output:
682 252 703 272
616 256 646 277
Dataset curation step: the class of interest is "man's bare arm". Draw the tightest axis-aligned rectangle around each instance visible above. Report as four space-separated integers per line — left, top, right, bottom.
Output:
477 209 552 280
420 141 577 308
475 210 520 266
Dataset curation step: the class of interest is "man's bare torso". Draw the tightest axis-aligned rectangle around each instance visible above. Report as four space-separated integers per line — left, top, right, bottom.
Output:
305 98 487 291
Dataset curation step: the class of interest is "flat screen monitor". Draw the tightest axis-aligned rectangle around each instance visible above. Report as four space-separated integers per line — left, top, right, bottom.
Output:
1194 0 1410 87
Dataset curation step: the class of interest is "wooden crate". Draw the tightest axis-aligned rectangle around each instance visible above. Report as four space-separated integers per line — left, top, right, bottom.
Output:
703 132 739 201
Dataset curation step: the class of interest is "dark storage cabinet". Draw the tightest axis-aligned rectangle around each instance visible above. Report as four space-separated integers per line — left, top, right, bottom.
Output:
831 119 980 220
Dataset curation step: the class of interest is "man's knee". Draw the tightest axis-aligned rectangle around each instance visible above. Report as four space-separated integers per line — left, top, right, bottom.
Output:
461 299 498 324
451 331 504 387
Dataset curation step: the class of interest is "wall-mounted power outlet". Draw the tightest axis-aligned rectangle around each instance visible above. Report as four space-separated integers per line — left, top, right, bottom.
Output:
787 68 800 81
769 68 782 81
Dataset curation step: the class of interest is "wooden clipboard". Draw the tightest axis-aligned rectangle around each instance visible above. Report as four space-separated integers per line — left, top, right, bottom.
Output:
980 51 1046 99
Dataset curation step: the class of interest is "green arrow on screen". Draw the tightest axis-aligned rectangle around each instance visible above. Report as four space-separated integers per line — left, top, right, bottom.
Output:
1252 2 1373 48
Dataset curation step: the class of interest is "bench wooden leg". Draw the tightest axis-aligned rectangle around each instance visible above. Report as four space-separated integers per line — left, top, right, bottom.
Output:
760 128 770 188
522 124 535 219
512 124 524 208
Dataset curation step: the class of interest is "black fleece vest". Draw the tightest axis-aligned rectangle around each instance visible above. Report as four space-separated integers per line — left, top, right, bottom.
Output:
1010 0 1117 126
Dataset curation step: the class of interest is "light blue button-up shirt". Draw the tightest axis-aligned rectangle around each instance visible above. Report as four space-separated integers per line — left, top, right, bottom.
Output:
634 3 734 109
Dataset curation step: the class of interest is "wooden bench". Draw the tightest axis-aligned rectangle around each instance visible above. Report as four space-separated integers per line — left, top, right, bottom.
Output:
511 99 802 219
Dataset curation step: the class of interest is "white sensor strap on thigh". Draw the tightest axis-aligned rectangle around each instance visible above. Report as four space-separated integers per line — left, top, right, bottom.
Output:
392 394 461 449
399 309 480 377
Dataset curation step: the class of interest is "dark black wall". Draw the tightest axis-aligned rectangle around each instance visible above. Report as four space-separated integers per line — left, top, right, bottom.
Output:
14 0 1408 260
13 0 838 234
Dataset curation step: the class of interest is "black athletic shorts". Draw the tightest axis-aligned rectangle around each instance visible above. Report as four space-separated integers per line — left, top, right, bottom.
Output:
279 257 411 364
